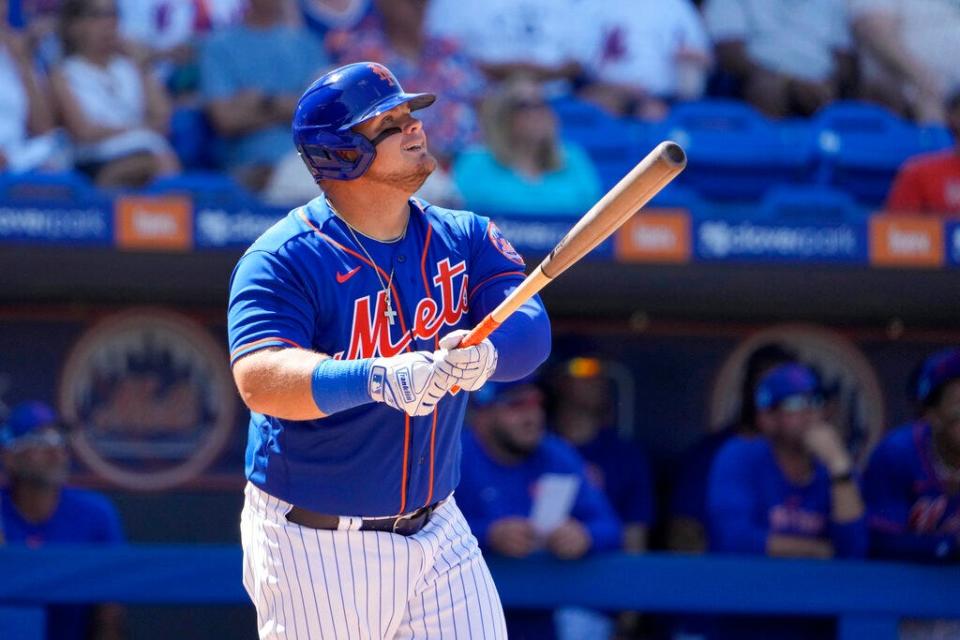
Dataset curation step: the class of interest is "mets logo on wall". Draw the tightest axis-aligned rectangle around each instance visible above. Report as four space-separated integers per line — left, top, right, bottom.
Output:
709 323 885 462
58 309 236 491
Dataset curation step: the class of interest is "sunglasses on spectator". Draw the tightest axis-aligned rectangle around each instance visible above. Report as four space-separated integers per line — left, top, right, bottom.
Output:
775 395 824 412
7 429 66 451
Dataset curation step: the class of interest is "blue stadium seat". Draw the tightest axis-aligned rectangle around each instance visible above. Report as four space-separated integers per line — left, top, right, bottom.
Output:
758 184 865 223
170 106 217 171
656 99 814 201
812 101 945 205
144 171 258 206
0 171 102 205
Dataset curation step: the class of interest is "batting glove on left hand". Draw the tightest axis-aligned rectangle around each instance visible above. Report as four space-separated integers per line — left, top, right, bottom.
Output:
435 330 498 391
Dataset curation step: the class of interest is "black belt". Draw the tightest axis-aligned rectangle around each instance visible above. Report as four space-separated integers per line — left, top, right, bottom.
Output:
285 500 443 537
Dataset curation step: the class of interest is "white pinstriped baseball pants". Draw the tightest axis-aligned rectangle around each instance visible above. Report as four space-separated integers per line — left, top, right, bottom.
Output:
241 483 508 640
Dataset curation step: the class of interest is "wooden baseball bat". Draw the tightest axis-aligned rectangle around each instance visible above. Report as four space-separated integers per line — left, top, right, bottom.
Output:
450 140 687 390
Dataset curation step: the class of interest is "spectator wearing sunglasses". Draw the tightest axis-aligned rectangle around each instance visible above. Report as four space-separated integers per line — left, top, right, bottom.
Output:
0 401 126 640
704 362 866 638
452 75 601 216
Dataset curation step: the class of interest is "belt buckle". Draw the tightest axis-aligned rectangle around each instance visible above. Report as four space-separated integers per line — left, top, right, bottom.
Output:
392 510 418 535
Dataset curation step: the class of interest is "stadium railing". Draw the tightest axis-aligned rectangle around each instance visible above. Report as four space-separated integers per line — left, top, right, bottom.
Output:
1 546 958 639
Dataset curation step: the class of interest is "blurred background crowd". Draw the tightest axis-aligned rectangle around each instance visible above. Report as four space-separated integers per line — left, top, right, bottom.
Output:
3 0 960 639
0 0 956 214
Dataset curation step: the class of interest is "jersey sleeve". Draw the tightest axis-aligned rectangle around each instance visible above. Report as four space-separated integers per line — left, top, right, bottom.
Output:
466 214 528 308
464 213 551 381
707 441 769 554
228 249 315 365
89 493 125 544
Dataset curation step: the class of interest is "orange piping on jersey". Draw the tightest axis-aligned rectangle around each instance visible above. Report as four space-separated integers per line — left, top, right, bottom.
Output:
417 223 441 508
298 209 412 344
467 271 527 302
230 336 302 362
399 413 411 514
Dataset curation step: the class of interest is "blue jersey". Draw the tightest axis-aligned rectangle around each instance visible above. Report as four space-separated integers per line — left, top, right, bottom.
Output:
456 428 622 551
228 197 538 517
707 436 867 558
862 421 960 562
1 487 125 640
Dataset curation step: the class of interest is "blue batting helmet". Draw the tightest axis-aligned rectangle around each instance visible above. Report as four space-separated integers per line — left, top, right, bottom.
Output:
293 62 436 181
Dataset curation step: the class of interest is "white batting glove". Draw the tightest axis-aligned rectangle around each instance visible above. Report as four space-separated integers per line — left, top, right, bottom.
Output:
436 330 499 391
368 352 454 416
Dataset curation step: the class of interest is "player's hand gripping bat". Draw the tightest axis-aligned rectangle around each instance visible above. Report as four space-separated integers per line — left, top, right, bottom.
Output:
450 141 687 393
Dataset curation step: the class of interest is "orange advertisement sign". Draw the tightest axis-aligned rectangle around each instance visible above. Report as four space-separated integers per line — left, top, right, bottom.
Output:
869 215 944 268
115 195 193 251
615 209 691 263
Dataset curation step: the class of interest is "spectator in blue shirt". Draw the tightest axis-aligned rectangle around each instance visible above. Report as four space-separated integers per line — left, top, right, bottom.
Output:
199 0 329 193
0 401 126 640
863 347 960 563
458 379 622 640
452 76 602 216
706 363 867 639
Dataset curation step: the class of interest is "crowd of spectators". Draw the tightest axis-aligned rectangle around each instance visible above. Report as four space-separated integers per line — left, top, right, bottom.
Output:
0 0 957 214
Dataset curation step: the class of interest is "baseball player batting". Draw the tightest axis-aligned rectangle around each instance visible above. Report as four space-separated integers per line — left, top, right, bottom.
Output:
228 62 551 639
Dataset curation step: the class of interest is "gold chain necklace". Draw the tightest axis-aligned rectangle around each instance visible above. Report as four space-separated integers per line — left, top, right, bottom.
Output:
327 199 409 326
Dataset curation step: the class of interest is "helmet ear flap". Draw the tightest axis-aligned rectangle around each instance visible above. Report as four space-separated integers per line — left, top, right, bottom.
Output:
296 130 377 181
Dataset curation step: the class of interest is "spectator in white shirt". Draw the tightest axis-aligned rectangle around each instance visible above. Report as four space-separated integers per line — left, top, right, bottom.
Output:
579 0 712 120
848 0 960 123
51 0 181 187
424 0 588 86
703 0 855 117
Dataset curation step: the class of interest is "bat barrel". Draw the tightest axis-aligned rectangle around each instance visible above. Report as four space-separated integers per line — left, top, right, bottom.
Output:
661 141 687 167
539 140 688 279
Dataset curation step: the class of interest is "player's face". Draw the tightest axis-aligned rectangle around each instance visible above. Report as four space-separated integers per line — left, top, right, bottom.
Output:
354 103 436 192
490 387 546 455
931 380 960 450
3 427 70 487
762 396 822 447
73 0 120 54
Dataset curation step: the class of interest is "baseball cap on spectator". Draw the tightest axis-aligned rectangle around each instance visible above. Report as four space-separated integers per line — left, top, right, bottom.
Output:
915 348 960 407
0 401 63 449
470 376 542 409
754 363 822 411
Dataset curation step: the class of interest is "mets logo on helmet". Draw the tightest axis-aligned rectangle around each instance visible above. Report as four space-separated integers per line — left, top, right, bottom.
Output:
368 63 395 85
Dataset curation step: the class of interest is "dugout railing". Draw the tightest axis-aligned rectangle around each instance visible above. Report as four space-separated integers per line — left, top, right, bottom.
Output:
0 546 958 639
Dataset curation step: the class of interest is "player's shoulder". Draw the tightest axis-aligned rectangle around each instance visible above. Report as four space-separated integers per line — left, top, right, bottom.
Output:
417 198 489 235
59 487 120 520
242 199 326 258
873 421 926 458
539 433 587 471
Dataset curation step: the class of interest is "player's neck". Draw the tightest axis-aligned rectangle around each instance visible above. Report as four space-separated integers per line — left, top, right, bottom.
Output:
10 481 61 524
325 185 411 242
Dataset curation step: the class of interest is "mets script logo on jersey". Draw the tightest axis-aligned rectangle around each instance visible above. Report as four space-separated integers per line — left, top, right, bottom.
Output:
489 222 525 266
337 258 469 359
